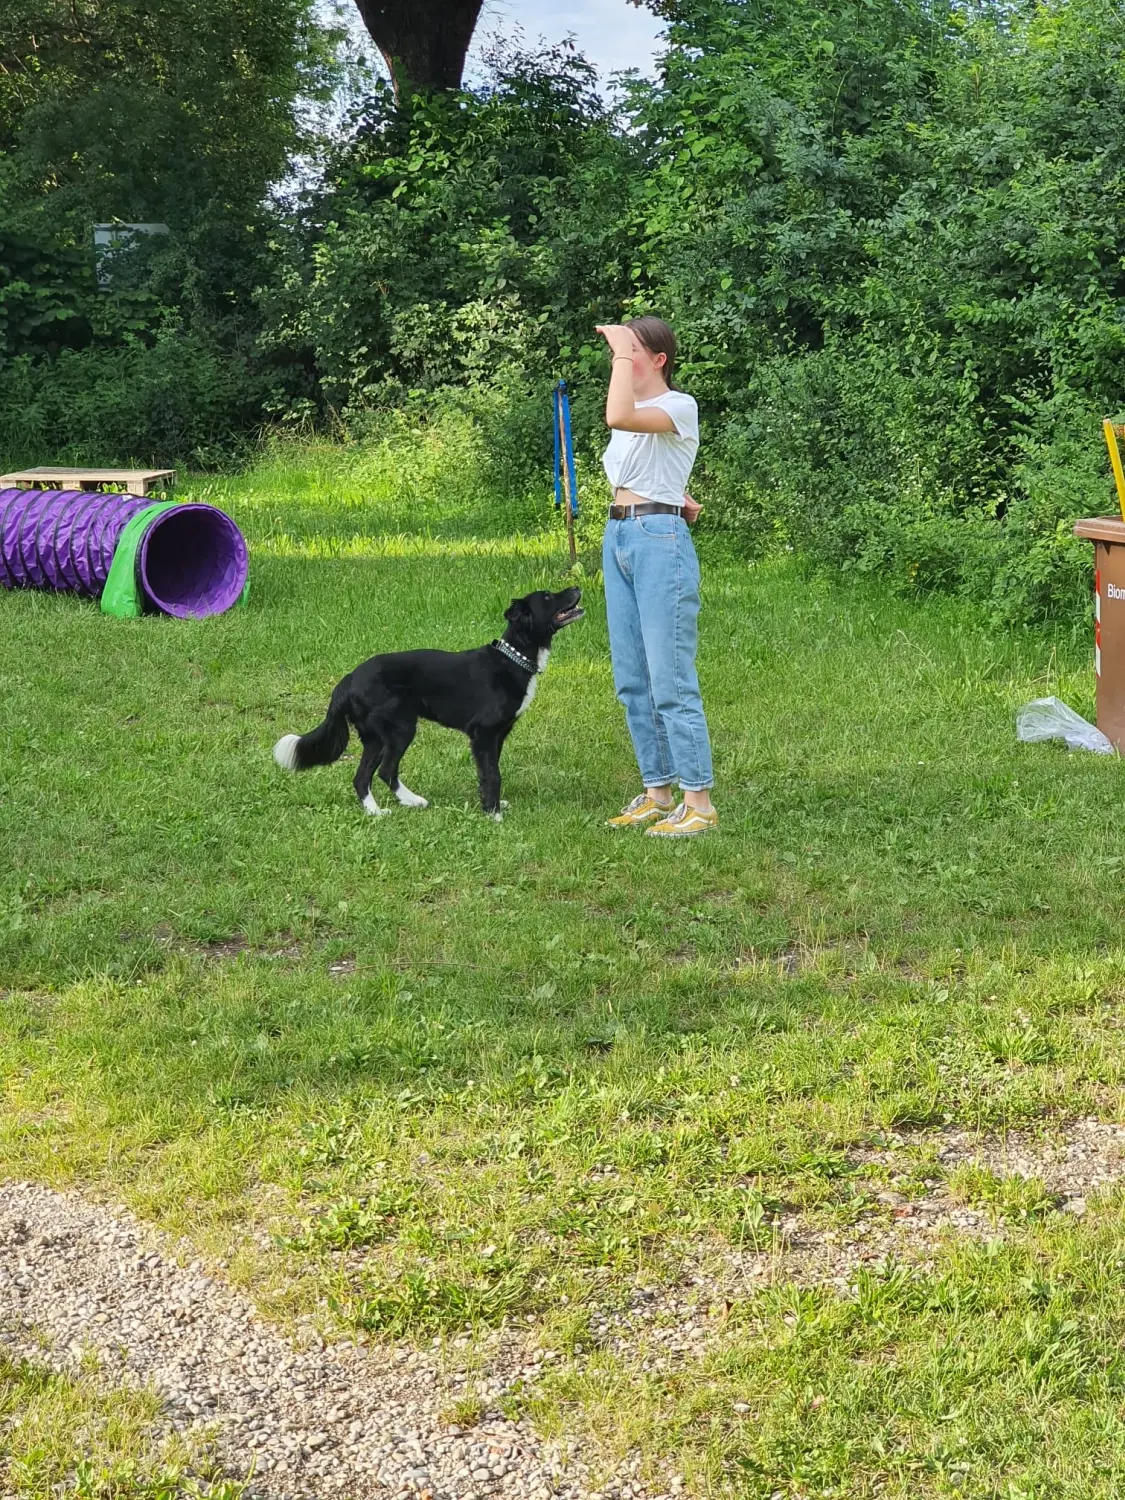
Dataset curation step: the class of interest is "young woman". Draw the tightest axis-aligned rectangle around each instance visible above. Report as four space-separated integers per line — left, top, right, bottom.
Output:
596 317 717 837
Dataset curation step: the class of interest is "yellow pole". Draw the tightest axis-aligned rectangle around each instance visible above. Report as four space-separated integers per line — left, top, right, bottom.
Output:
1103 420 1125 522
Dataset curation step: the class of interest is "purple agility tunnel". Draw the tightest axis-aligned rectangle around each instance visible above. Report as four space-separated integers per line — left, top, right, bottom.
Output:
0 488 248 617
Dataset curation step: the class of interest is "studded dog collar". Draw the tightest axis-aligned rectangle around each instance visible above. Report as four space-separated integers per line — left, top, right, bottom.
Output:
490 638 537 674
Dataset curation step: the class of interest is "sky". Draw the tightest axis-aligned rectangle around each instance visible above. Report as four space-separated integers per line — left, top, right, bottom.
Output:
323 0 666 95
469 0 666 86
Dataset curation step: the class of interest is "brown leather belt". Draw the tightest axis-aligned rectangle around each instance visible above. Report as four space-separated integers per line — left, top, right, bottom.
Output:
608 501 681 520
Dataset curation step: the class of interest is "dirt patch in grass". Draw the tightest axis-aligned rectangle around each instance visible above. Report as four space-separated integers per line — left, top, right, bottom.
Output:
197 936 252 960
149 928 305 964
575 1115 1125 1376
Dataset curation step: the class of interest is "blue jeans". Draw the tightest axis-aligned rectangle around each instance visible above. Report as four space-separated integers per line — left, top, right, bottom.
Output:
603 513 714 792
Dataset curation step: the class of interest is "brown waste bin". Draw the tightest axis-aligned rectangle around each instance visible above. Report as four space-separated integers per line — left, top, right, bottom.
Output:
1074 516 1125 748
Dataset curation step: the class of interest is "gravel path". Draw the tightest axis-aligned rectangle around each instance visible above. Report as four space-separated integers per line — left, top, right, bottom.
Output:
3 1118 1123 1496
0 1182 644 1500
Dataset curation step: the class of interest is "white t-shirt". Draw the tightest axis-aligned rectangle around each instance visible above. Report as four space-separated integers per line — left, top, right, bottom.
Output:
601 389 699 508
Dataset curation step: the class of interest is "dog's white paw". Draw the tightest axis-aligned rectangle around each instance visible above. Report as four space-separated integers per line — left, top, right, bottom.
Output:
499 800 509 809
395 783 429 808
273 733 300 771
362 793 389 817
491 811 504 822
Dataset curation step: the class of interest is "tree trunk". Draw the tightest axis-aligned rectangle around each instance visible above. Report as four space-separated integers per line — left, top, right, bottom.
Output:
352 0 486 98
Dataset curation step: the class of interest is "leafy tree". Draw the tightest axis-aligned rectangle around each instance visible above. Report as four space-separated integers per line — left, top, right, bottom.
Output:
1 0 334 229
0 0 341 459
267 38 638 413
626 0 1125 619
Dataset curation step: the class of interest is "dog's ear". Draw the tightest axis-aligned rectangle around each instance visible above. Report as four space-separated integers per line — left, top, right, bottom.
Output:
504 597 532 626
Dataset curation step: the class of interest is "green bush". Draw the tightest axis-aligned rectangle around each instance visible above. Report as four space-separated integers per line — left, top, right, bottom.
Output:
0 329 259 467
992 390 1114 626
706 336 1000 581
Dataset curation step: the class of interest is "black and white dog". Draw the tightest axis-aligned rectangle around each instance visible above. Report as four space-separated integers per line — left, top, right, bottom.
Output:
273 587 583 818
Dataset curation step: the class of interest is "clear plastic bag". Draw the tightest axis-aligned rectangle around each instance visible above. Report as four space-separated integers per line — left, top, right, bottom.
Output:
1016 696 1115 755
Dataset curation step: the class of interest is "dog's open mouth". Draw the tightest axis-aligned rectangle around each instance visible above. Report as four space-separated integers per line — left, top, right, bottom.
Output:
554 606 585 626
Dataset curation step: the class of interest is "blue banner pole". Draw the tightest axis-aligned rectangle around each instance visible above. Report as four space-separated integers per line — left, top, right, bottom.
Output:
560 384 578 519
553 385 563 511
554 379 578 565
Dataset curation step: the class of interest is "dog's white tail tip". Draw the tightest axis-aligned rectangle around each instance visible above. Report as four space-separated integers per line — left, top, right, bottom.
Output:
273 733 301 771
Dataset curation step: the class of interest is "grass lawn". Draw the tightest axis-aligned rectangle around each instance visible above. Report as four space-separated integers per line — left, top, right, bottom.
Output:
4 436 1125 1497
0 1350 242 1499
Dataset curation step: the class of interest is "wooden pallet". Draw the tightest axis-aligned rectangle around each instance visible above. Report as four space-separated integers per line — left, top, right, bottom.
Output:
0 467 175 497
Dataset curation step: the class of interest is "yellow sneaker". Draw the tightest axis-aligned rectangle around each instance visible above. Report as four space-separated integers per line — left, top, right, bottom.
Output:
646 803 719 838
607 792 676 828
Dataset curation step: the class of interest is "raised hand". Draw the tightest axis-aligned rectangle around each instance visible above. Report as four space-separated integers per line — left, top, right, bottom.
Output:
595 324 634 359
